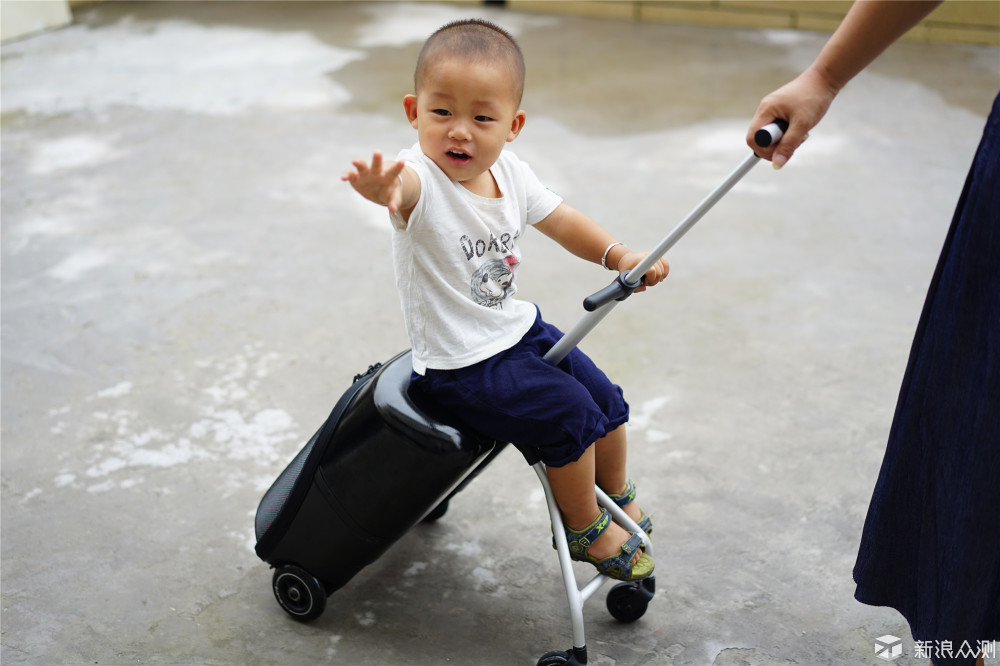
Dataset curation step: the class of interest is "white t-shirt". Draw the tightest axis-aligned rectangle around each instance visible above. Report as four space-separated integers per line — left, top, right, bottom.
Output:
389 144 563 374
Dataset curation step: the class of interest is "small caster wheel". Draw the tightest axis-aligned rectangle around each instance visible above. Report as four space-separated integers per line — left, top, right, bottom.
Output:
606 576 655 623
272 564 326 622
422 499 449 523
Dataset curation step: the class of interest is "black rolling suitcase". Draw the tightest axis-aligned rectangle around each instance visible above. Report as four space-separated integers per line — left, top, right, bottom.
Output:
254 349 503 621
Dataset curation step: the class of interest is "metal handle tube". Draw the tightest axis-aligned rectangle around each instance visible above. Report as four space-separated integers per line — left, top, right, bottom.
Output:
553 149 765 364
625 150 762 282
543 300 618 364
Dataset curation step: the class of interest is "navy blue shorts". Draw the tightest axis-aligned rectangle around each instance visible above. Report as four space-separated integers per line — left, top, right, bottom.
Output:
411 308 629 467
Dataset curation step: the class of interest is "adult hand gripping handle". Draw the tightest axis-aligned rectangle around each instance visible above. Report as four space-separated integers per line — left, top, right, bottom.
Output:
753 119 789 148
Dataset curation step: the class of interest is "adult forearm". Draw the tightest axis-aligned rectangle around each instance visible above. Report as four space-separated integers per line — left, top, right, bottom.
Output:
810 0 943 94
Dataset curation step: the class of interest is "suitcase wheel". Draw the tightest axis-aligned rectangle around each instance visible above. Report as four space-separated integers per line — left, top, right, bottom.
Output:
272 564 327 622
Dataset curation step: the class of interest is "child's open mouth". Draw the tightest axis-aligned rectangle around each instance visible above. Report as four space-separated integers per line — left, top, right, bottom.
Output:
447 150 472 163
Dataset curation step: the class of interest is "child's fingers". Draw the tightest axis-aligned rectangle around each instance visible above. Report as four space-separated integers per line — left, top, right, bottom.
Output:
641 258 669 287
619 253 667 284
656 258 670 282
387 160 405 179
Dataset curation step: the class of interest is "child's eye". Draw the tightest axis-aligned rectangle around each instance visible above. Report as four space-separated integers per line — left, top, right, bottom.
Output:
432 109 450 117
475 115 493 122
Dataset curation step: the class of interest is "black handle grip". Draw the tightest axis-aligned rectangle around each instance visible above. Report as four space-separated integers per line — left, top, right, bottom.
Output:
583 272 640 312
753 119 789 148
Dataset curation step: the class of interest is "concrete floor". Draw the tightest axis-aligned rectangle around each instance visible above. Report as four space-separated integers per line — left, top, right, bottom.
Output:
2 2 998 664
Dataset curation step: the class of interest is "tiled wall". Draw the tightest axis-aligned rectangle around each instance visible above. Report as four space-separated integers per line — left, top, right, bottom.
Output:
507 0 1000 46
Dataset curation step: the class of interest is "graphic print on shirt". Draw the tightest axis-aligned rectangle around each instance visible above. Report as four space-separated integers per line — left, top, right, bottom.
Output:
470 254 519 309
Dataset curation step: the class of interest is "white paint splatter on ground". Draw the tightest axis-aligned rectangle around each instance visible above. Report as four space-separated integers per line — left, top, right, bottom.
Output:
629 395 671 431
1 20 363 116
444 540 482 557
47 247 112 282
13 215 77 247
5 190 106 257
625 395 692 458
54 473 76 487
29 135 122 175
404 562 427 577
51 343 300 499
325 634 342 659
471 566 506 596
97 381 133 398
189 408 295 464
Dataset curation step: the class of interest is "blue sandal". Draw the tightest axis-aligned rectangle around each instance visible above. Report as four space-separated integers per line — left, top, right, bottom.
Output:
564 508 654 582
607 478 653 536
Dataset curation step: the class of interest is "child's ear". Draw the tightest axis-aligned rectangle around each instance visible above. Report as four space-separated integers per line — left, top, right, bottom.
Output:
403 95 419 129
507 110 526 142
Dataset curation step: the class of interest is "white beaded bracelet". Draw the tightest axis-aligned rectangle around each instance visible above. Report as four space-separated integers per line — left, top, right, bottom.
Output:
601 241 624 270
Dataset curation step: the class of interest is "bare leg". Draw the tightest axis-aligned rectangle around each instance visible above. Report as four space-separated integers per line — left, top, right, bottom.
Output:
594 425 628 494
594 424 643 524
546 445 639 563
547 446 600 528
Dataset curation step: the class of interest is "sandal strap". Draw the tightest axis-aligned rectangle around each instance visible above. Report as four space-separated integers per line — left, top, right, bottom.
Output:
564 510 654 581
607 478 637 508
564 508 612 558
589 532 649 580
608 477 653 535
636 513 653 535
615 531 644 559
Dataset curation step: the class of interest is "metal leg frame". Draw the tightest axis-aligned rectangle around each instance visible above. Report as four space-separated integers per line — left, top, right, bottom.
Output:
524 147 771 663
532 462 654 663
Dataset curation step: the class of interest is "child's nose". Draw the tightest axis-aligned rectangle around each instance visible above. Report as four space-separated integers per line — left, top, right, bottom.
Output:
448 121 472 141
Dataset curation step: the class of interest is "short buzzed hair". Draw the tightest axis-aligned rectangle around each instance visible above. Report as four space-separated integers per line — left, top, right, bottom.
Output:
414 19 526 105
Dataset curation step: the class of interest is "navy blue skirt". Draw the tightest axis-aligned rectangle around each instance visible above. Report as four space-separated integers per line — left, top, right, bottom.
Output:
852 92 1000 664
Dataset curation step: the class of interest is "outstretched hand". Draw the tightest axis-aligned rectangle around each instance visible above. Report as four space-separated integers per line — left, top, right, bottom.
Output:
342 151 406 213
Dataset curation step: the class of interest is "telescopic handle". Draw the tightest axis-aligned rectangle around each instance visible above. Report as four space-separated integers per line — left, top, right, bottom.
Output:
753 120 789 148
549 141 772 366
579 149 762 315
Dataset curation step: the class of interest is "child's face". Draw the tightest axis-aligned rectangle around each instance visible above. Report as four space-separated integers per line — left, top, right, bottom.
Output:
404 56 525 185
